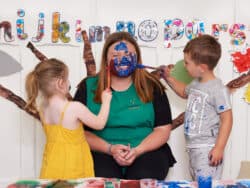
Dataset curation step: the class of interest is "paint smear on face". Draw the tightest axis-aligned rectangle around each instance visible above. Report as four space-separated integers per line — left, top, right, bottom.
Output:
110 41 137 77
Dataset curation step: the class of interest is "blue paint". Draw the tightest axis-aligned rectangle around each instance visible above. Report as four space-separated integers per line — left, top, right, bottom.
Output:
136 64 145 69
197 176 212 188
114 41 128 53
237 180 250 188
157 181 190 188
111 51 137 77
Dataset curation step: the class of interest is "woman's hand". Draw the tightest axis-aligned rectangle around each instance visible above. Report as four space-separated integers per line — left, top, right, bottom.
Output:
110 144 130 166
123 147 139 165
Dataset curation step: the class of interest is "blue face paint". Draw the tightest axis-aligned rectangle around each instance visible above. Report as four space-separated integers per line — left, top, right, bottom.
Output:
110 41 137 77
114 41 128 52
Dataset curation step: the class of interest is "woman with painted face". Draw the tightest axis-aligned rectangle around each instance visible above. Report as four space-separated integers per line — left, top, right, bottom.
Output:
74 32 176 180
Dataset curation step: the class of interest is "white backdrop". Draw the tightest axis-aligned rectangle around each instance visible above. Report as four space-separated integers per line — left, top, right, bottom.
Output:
0 0 250 183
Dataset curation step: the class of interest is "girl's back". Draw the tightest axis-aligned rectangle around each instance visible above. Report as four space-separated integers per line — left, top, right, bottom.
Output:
39 101 94 179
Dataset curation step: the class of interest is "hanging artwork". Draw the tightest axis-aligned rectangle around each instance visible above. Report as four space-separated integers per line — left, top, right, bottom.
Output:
16 9 28 40
103 26 111 40
0 21 15 42
75 20 82 42
51 12 70 43
229 24 246 45
116 21 136 38
231 48 250 73
185 19 205 40
230 48 250 104
89 26 111 43
32 12 45 42
211 24 228 39
244 83 250 104
138 20 158 42
164 18 184 48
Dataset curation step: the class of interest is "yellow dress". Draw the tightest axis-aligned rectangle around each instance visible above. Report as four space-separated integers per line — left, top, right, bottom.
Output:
39 102 94 180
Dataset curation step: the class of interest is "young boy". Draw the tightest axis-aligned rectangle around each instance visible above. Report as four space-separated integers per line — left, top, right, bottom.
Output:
161 34 233 180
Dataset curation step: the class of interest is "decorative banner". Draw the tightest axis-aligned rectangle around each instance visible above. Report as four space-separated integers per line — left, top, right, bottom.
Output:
170 59 193 84
0 9 250 47
229 24 246 45
0 21 15 42
185 19 205 40
211 24 228 39
244 83 250 104
16 9 28 40
0 50 22 77
138 19 158 42
164 18 184 48
32 12 45 42
116 21 136 38
231 48 250 73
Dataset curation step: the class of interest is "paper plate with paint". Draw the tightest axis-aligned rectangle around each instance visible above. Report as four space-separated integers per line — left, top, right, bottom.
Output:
171 59 193 84
0 50 22 77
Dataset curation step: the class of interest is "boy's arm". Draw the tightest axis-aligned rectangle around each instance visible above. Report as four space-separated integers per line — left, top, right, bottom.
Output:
160 65 188 99
209 109 233 166
165 76 188 99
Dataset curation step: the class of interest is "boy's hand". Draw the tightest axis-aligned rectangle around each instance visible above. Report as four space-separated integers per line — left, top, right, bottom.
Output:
158 64 174 81
208 147 224 166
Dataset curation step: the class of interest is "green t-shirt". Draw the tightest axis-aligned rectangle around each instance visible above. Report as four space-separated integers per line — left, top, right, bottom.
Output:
86 76 154 147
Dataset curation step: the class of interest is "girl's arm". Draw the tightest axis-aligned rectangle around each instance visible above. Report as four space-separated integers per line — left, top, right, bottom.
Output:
74 89 112 130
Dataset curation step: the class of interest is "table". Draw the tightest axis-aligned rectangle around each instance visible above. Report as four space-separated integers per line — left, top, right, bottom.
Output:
5 178 250 188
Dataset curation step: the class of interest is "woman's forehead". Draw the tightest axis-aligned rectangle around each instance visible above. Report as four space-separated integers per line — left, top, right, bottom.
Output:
109 41 135 52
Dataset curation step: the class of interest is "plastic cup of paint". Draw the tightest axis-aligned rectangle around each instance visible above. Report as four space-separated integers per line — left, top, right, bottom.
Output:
197 176 212 188
140 179 157 188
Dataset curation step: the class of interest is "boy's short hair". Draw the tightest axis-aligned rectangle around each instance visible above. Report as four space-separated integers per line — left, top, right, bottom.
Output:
183 34 221 70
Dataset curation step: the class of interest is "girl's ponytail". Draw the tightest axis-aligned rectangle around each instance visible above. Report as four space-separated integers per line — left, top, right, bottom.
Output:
25 70 39 114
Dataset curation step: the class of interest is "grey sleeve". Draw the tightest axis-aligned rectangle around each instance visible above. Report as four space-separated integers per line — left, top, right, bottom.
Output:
185 79 196 96
214 87 231 113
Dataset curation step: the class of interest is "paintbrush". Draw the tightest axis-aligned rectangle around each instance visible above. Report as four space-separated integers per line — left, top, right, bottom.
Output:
136 64 159 70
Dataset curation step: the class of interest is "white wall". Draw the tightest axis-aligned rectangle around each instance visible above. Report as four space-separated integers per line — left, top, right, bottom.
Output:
0 0 249 182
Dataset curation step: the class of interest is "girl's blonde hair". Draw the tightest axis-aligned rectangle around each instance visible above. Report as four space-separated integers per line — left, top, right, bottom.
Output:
94 31 164 103
25 58 68 113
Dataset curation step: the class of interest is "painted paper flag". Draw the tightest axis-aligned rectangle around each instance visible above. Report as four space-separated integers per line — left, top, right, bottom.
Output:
0 50 22 77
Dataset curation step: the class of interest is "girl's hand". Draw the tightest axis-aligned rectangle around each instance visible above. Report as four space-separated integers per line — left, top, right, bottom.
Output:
101 88 112 104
